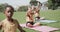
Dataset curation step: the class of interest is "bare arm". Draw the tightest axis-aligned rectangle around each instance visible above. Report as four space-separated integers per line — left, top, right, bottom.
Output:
28 12 33 20
18 24 25 32
0 22 2 30
16 20 25 32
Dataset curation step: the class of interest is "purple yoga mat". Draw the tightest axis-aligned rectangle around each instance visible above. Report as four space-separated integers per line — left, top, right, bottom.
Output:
20 24 60 32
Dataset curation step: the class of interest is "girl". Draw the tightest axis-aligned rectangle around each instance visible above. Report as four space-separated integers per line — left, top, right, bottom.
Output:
26 7 40 27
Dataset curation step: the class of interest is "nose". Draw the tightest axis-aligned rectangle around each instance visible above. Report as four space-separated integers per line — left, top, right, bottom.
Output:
9 12 11 15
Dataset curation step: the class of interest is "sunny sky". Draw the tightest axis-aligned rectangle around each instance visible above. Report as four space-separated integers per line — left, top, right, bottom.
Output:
0 0 48 8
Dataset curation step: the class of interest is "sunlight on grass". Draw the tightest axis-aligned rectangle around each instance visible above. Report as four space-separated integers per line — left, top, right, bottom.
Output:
0 9 60 32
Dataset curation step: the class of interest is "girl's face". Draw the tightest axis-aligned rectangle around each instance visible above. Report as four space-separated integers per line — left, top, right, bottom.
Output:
4 7 14 18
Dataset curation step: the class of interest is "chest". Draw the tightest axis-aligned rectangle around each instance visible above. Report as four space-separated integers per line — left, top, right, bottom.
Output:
2 21 17 29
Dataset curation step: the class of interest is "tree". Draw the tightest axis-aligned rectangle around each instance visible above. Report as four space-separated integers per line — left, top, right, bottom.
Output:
0 3 8 12
17 6 28 12
30 0 38 6
48 0 60 10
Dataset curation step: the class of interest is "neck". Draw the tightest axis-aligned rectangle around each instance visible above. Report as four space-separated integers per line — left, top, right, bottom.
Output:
6 17 13 21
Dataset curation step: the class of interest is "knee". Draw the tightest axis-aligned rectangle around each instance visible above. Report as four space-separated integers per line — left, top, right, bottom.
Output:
26 23 33 27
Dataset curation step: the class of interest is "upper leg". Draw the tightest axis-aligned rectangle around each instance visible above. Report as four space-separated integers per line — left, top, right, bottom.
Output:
26 22 34 27
33 22 40 26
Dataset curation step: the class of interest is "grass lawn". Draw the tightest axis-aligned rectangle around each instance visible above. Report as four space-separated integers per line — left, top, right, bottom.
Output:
0 9 60 32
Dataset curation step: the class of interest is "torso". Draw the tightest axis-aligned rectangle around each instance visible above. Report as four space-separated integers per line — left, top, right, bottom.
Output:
34 8 40 17
26 11 34 22
2 19 18 32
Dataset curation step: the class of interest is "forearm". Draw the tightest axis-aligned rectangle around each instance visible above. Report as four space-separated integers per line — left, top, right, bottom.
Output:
0 22 2 30
18 25 24 31
0 25 2 30
16 20 25 32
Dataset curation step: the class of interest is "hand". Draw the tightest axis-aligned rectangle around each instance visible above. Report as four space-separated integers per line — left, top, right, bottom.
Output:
21 30 26 32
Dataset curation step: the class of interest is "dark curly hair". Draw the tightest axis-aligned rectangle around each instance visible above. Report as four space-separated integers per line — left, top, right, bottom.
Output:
5 5 14 12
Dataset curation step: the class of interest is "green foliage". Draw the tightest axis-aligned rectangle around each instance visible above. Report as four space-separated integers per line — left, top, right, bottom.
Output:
0 3 16 12
17 6 28 12
48 0 60 10
30 0 38 6
48 0 52 9
0 4 6 12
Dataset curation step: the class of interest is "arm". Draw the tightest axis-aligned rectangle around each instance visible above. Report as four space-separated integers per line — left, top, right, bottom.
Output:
16 20 25 32
18 24 25 32
28 12 33 20
26 11 32 18
0 22 2 30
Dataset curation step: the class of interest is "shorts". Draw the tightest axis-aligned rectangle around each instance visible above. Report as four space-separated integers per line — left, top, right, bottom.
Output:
35 16 40 19
26 21 34 26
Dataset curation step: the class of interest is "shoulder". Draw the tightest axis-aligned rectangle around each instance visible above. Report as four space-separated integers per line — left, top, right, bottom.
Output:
0 21 2 25
0 19 6 25
0 19 6 23
13 19 19 24
13 19 18 22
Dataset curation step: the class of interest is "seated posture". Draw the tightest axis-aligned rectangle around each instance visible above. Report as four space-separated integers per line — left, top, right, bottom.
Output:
33 2 44 20
34 7 40 20
34 7 45 20
26 7 40 27
0 5 25 32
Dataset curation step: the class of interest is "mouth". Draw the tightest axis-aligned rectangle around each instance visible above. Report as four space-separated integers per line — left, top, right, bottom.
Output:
8 15 12 17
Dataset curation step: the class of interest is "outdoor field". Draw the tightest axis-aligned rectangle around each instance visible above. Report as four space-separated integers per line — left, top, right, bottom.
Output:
0 9 60 32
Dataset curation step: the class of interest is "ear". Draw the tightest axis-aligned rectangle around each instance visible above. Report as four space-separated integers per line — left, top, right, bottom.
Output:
4 10 6 14
3 11 5 14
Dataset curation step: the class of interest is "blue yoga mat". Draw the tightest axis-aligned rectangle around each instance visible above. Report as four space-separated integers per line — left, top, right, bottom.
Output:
35 20 57 23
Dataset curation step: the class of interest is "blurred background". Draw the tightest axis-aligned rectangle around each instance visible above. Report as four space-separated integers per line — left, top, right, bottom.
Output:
0 0 60 32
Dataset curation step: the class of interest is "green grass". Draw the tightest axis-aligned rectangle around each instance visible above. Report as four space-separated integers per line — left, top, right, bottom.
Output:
0 9 60 32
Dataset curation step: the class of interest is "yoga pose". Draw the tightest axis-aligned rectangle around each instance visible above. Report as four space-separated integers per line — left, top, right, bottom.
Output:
30 1 43 20
0 5 25 32
34 2 44 20
34 7 40 20
26 7 40 27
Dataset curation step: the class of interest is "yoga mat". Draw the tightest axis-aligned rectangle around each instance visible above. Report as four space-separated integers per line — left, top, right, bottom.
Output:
20 24 60 32
35 20 57 23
